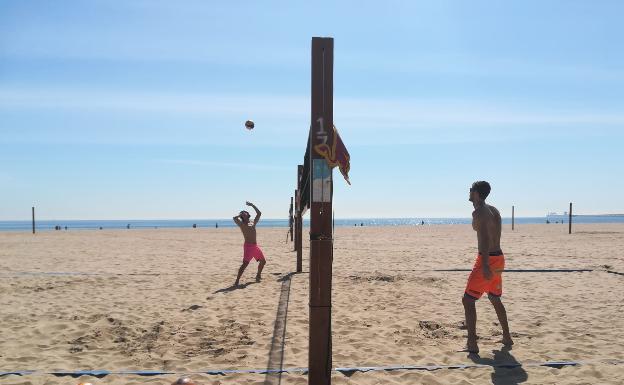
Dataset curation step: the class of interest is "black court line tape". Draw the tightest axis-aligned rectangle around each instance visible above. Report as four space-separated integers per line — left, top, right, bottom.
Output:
0 272 235 278
0 272 104 277
2 360 622 378
334 360 586 373
606 270 624 276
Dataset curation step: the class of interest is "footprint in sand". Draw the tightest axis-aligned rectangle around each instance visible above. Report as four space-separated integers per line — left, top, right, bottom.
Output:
182 304 203 312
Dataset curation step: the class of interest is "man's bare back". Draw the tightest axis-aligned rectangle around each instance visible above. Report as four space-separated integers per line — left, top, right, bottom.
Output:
472 203 502 255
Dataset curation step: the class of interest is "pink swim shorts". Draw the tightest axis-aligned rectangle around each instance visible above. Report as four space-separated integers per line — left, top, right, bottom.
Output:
243 243 266 263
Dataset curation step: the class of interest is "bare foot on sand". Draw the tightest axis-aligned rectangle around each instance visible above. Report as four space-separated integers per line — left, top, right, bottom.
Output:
458 338 479 354
255 275 262 282
501 335 514 346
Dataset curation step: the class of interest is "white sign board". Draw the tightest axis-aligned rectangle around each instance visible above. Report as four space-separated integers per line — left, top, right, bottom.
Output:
312 159 332 203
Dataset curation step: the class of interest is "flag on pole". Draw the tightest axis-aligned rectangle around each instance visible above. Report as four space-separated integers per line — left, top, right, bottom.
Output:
313 125 351 185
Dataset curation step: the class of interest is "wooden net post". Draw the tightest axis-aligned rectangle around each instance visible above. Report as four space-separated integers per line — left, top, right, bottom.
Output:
512 205 515 231
294 190 298 251
289 196 294 242
296 165 303 272
569 202 573 234
308 36 334 385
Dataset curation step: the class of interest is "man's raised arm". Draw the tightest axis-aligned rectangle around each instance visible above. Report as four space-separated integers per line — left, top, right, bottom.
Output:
246 201 262 225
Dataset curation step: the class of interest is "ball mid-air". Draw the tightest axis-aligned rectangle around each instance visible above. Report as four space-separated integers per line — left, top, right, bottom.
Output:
245 120 255 130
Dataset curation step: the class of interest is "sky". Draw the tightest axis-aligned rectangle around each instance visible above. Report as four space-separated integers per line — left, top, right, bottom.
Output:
1 0 623 220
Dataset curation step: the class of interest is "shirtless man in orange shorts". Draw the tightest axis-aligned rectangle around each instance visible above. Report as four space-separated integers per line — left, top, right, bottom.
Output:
462 181 513 353
233 201 266 287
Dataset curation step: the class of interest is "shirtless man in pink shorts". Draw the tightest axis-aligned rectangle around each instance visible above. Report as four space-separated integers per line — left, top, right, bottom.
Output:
233 201 266 286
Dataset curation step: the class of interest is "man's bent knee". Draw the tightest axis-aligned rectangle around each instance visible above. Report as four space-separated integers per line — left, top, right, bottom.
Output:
462 293 476 306
488 293 501 302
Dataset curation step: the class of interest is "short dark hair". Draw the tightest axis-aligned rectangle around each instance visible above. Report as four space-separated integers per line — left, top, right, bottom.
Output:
471 181 491 200
240 210 250 217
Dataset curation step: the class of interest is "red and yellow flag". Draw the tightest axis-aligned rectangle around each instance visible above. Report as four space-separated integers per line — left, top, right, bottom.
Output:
313 125 351 185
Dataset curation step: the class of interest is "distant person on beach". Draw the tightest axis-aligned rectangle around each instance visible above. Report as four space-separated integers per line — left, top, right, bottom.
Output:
233 201 266 286
462 181 513 353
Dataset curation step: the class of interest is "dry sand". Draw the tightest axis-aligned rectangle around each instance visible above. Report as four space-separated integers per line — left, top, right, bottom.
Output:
0 223 623 384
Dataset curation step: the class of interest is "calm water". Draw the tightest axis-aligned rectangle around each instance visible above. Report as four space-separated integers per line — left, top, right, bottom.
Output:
1 216 623 232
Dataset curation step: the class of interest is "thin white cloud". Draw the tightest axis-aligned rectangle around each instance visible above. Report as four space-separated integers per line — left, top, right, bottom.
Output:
0 87 307 117
157 159 290 171
3 86 624 126
336 98 624 126
1 86 623 146
341 52 624 83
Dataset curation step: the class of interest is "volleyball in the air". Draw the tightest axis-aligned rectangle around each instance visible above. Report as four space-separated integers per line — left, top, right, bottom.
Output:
245 120 255 130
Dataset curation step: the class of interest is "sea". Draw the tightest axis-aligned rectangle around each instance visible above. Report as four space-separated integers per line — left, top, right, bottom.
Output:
1 215 623 232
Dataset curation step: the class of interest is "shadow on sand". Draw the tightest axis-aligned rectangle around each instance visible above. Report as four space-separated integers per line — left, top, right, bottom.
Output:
263 272 298 385
277 271 297 282
213 281 257 294
468 346 528 385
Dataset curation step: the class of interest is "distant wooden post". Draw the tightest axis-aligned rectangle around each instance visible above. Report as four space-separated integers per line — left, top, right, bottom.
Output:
512 206 515 231
289 196 294 242
294 190 298 251
32 206 35 234
309 36 334 385
569 202 573 234
296 165 303 273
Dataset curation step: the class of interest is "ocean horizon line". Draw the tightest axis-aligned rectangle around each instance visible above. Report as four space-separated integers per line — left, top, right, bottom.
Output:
3 213 623 222
1 215 623 232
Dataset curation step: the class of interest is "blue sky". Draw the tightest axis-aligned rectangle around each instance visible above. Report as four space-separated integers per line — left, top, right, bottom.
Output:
1 0 623 220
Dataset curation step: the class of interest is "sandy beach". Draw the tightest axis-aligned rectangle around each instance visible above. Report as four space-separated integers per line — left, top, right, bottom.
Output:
1 223 623 385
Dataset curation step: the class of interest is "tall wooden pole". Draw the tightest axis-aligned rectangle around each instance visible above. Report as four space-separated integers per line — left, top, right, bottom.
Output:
293 191 298 251
32 206 35 234
569 202 572 234
289 196 294 242
512 206 515 231
308 36 334 385
296 165 303 273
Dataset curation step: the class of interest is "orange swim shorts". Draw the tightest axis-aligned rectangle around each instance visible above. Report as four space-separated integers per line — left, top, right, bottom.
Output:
464 252 505 300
